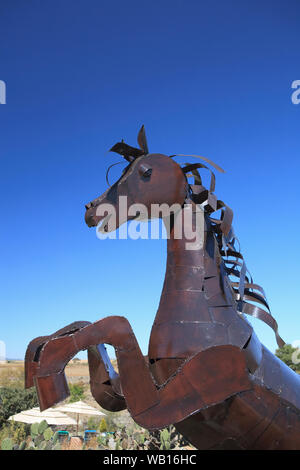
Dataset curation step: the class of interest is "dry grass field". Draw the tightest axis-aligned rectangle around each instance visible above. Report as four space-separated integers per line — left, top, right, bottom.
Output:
64 360 89 381
0 361 25 388
0 359 114 399
0 359 117 386
0 359 131 425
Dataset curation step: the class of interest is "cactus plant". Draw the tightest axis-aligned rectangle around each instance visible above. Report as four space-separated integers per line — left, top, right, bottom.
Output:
38 440 48 450
43 427 53 441
45 441 53 450
52 431 59 445
133 431 146 445
0 416 191 451
160 428 170 449
34 434 44 446
115 438 122 450
30 422 39 437
38 420 48 435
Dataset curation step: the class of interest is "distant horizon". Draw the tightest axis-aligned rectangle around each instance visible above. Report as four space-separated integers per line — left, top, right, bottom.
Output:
0 355 115 362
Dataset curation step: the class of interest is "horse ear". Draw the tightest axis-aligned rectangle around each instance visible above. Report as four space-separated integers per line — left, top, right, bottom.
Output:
137 125 149 155
109 126 148 162
109 141 144 162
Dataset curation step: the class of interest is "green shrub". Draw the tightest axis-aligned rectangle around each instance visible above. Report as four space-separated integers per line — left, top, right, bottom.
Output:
0 387 38 427
1 437 13 450
69 383 85 403
0 407 192 450
275 344 300 372
87 416 99 430
19 440 27 450
0 421 27 445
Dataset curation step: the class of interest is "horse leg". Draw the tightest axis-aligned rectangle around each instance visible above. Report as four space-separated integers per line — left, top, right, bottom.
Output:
87 344 126 411
32 315 252 430
25 321 126 412
25 321 91 389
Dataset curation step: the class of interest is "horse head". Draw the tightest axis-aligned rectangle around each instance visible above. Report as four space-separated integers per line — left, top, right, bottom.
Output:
84 126 188 231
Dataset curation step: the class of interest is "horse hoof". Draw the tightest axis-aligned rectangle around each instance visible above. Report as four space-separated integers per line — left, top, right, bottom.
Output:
34 372 69 411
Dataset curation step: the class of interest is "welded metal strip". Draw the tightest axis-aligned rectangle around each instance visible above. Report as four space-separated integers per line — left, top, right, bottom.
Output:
240 301 285 348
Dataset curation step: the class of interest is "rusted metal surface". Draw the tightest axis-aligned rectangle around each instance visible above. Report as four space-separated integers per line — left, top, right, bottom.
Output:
25 127 300 449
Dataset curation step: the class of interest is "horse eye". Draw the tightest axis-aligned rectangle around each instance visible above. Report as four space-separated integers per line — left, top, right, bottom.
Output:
139 164 152 179
143 169 152 178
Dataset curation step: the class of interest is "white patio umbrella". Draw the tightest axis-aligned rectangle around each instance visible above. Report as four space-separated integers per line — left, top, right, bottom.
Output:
8 407 77 426
55 400 105 432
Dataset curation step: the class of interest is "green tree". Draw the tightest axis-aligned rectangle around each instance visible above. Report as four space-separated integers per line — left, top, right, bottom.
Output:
99 417 107 433
275 344 300 372
69 383 85 403
0 387 38 427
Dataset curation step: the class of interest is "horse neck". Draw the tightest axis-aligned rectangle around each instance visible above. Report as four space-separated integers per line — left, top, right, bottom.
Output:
153 204 233 324
148 201 252 375
165 205 206 273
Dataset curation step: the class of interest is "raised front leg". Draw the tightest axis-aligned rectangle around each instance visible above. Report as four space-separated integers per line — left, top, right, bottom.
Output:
25 321 91 389
30 316 252 430
25 320 126 412
87 344 126 412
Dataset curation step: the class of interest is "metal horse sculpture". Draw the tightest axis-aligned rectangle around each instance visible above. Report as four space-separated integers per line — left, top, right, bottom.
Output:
25 127 300 450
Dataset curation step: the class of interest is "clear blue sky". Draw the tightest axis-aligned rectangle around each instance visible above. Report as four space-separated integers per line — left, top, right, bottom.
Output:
0 0 299 360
